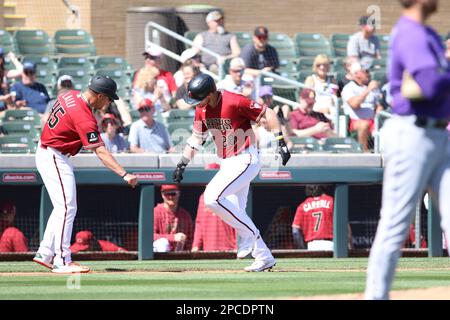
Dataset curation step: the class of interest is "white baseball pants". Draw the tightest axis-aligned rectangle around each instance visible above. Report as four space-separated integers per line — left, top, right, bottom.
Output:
365 116 450 299
203 145 273 261
36 144 77 266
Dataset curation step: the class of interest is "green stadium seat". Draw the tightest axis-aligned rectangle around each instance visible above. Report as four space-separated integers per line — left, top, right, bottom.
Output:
0 134 37 153
167 121 193 134
297 57 315 71
14 29 55 56
378 34 390 57
58 57 95 74
294 33 333 58
54 29 96 56
22 55 58 75
167 109 195 122
278 59 298 75
297 70 312 84
331 57 346 72
330 33 350 57
289 136 322 153
0 29 17 54
321 137 362 153
271 84 299 102
184 31 199 42
35 69 57 94
1 121 40 141
370 70 387 86
3 109 41 128
94 56 134 74
234 31 252 48
372 57 387 70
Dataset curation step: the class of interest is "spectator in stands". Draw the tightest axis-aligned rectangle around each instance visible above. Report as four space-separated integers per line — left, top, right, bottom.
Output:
216 57 255 99
240 26 279 77
192 163 237 252
133 66 172 114
347 15 381 70
341 61 383 152
70 230 127 253
10 62 50 114
264 206 295 249
0 201 28 252
192 10 240 74
128 98 173 154
100 113 128 153
0 50 22 113
292 185 352 251
336 56 359 95
289 88 336 139
154 184 193 252
175 63 201 110
174 48 204 88
42 75 75 125
304 54 339 120
133 46 177 100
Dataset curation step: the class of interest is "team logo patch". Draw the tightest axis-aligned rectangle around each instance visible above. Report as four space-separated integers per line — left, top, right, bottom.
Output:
87 132 99 143
250 101 261 109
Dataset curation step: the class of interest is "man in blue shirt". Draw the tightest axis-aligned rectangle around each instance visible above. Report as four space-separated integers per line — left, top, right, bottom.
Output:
10 62 50 114
128 99 173 154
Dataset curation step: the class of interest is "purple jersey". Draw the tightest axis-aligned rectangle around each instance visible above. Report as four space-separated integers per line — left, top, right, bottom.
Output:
390 16 450 118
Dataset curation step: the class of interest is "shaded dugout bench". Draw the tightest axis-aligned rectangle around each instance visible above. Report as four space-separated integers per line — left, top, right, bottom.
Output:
0 153 443 259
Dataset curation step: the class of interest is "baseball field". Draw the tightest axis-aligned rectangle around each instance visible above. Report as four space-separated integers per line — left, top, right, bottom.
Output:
0 257 449 300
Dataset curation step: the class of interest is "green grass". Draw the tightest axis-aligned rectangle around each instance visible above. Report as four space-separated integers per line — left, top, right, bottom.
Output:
0 258 449 299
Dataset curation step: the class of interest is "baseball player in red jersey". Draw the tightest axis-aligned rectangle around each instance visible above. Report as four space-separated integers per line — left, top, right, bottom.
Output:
292 185 335 251
33 75 138 274
173 74 291 272
0 201 29 252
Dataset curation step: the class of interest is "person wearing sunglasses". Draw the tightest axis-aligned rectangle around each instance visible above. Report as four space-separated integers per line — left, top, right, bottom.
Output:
10 61 50 114
100 113 129 153
216 57 255 99
128 98 174 154
240 26 280 77
153 184 193 252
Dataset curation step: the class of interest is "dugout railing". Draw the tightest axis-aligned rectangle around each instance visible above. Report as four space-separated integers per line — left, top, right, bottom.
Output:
0 153 444 259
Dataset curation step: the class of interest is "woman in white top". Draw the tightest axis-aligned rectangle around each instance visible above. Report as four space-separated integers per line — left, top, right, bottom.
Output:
304 55 338 120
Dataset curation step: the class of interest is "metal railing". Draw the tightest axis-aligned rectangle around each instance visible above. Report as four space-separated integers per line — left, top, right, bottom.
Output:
373 110 393 153
145 21 341 135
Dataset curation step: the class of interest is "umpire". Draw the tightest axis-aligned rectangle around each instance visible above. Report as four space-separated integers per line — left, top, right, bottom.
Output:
365 0 450 300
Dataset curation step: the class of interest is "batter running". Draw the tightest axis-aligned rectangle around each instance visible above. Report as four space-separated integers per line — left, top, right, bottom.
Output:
365 0 450 299
173 73 291 272
33 76 138 274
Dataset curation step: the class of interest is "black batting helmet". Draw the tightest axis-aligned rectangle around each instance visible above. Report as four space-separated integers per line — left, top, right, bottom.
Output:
89 75 119 101
183 73 216 106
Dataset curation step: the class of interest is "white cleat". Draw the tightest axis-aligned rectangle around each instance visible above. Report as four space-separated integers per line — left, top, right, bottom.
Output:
52 262 90 274
244 258 276 272
33 253 53 270
237 235 259 259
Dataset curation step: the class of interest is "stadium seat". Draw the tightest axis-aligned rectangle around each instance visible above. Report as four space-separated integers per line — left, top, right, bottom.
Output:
0 134 37 153
14 29 55 56
167 121 193 134
58 57 95 74
331 57 346 72
54 29 96 56
184 31 199 42
0 29 17 53
294 33 333 58
321 137 362 153
22 55 58 75
297 70 312 84
167 109 195 122
289 137 322 153
378 34 390 57
269 33 297 60
234 31 252 48
330 33 350 57
94 56 134 73
35 69 57 95
370 70 387 86
3 109 41 129
1 121 40 141
278 59 298 80
297 57 315 71
371 57 387 71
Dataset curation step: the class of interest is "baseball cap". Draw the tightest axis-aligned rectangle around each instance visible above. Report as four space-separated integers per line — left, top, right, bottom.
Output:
258 85 273 98
57 75 74 88
254 26 269 40
300 88 316 105
70 230 94 252
206 10 223 22
0 201 15 216
88 75 119 100
359 15 370 26
101 113 119 125
180 48 199 63
138 98 154 110
23 61 36 72
161 184 179 192
205 163 220 170
229 57 245 70
143 46 162 58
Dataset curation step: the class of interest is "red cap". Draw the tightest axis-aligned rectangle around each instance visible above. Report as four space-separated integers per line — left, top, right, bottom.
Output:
161 184 179 192
75 230 94 245
0 201 16 216
138 98 153 110
101 113 119 125
205 162 220 170
300 88 316 105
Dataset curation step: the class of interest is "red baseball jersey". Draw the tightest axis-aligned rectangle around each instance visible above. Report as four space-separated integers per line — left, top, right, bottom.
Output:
192 193 236 251
193 90 267 158
292 194 334 242
153 203 193 251
40 90 104 156
0 226 29 252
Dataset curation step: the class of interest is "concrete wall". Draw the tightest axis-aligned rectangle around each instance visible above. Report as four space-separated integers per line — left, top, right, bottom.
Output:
11 0 450 57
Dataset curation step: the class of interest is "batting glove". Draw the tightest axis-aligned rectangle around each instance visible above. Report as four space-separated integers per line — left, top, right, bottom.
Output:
172 156 190 183
276 133 291 166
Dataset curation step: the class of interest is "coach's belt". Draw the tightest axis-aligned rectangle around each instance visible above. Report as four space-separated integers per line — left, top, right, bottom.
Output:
414 116 449 130
40 144 71 157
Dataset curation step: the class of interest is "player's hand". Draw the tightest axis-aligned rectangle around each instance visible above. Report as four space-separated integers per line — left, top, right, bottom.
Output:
277 136 291 166
124 173 138 188
174 233 186 242
368 80 379 91
314 121 331 134
172 163 186 183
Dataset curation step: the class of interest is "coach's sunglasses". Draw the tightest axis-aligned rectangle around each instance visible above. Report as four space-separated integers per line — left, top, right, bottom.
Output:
139 107 153 113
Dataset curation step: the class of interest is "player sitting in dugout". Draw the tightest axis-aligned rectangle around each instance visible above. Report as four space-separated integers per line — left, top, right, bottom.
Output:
70 230 127 253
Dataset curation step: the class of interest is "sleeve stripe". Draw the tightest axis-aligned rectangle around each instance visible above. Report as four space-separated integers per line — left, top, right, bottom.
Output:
83 142 105 149
255 104 268 123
